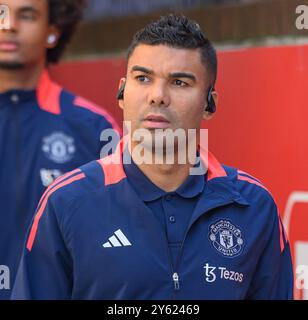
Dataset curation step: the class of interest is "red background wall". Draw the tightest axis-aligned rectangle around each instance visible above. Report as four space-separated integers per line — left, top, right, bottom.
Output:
50 45 308 298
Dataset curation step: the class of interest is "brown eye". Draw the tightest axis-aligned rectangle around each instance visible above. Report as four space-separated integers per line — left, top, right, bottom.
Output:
136 75 150 83
19 11 36 21
174 79 187 87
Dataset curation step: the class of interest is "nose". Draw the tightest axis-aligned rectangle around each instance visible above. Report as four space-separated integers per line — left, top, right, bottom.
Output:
147 81 170 108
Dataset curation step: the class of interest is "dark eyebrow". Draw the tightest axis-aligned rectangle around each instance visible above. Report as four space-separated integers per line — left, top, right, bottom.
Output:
170 72 196 82
18 6 39 14
131 66 154 74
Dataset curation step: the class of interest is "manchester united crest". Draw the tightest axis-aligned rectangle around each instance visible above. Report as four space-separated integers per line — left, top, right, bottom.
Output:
42 132 76 164
209 220 244 258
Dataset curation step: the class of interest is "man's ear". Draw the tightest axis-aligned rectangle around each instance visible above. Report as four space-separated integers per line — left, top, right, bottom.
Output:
46 26 60 49
118 77 126 110
203 90 218 120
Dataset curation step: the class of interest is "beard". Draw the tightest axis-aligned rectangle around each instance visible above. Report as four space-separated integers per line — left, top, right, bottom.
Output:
0 60 25 70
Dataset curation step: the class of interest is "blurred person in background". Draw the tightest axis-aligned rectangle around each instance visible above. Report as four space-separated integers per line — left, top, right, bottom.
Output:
0 0 119 299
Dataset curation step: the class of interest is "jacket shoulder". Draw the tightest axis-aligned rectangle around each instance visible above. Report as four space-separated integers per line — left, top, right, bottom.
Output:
223 165 274 203
59 90 120 132
47 160 105 210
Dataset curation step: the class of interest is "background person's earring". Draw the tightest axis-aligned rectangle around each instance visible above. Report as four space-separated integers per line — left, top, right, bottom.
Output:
47 34 57 45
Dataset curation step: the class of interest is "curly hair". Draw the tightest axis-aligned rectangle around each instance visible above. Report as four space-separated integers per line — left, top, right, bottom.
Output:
127 14 217 86
47 0 87 64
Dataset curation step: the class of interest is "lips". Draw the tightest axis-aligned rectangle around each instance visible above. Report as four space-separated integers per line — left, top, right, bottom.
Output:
0 41 19 52
144 114 169 123
143 114 171 129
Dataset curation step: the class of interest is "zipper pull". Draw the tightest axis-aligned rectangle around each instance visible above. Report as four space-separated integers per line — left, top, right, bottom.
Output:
173 272 180 290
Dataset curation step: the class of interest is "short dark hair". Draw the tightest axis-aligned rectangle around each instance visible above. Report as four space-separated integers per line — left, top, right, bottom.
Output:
47 0 87 64
127 14 217 86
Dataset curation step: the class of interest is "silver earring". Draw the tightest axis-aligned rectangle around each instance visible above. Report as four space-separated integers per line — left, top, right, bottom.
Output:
47 34 56 44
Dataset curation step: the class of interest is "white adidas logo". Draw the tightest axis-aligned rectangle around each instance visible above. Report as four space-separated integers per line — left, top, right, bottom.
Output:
103 229 132 248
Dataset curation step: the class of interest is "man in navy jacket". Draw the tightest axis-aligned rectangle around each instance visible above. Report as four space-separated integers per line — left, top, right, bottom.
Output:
12 14 293 300
0 0 119 299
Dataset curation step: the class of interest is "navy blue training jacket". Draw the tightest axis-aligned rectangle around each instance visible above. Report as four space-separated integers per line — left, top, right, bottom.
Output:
0 70 119 299
11 141 293 300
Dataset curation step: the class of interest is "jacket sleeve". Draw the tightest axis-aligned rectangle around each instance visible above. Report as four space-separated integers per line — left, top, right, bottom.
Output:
11 196 73 300
246 201 294 300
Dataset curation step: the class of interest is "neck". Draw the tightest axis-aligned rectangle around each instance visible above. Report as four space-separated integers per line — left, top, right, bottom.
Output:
0 62 45 93
129 141 198 192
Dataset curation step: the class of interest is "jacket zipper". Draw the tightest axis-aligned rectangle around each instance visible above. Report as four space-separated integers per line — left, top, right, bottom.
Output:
172 272 180 290
161 229 179 298
170 200 235 298
11 96 23 214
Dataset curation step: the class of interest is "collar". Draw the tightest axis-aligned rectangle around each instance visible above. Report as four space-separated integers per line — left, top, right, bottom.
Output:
123 151 205 202
0 70 61 114
0 89 36 108
199 144 249 206
36 70 62 114
97 138 250 206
